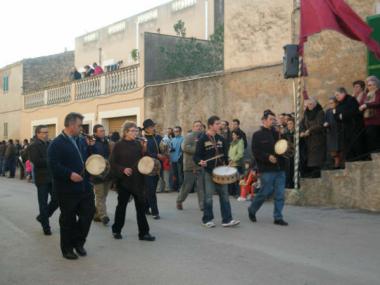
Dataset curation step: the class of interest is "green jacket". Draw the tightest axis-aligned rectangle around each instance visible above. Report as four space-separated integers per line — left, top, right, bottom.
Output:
228 139 244 167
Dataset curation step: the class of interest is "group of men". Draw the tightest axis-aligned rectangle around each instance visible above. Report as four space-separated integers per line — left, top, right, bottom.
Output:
7 108 289 260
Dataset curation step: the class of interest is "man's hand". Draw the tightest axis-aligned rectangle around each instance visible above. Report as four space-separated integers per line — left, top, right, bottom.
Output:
70 172 83 182
323 122 329 128
123 168 133 176
157 154 165 160
199 160 207 167
269 155 277 164
359 104 367 112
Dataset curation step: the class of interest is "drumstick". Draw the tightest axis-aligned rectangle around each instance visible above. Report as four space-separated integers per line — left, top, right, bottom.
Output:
199 154 224 164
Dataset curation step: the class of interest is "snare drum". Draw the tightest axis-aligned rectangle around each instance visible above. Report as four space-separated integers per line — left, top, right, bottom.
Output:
212 166 239 185
85 154 110 183
138 156 161 176
274 139 294 158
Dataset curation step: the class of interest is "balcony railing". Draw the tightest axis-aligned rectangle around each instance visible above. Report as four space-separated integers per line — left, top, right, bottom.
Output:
24 64 139 109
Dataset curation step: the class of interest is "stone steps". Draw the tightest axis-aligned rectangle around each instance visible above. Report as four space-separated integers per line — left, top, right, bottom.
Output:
286 153 380 212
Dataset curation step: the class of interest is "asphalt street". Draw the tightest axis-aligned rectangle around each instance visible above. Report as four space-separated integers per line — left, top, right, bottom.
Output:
0 177 379 285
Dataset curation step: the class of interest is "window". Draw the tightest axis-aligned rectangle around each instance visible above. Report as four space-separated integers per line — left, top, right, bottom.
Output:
172 0 197 12
83 32 98 43
137 9 158 24
3 122 8 138
2 75 9 92
108 21 126 35
367 15 380 78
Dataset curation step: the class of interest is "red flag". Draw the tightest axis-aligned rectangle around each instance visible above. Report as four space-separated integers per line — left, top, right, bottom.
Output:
299 0 380 59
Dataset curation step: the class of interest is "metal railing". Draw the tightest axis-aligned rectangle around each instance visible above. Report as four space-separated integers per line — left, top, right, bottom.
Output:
24 64 139 109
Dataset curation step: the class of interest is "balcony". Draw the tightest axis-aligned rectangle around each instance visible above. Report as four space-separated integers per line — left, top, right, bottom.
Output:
24 64 139 109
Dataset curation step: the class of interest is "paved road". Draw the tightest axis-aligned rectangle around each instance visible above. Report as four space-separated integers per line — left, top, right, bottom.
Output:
0 177 379 285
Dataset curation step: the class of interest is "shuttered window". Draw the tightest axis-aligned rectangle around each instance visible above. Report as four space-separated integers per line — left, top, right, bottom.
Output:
367 15 380 78
2 75 9 92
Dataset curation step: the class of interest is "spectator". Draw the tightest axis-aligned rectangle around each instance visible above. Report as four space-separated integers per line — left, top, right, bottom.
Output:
93 62 104 76
334 87 366 162
0 140 5 176
4 139 17 178
353 80 366 103
70 67 82 80
170 126 184 192
237 160 258 202
110 131 120 143
283 118 295 188
300 98 326 178
359 76 380 153
228 130 245 197
83 65 94 78
220 120 232 149
231 119 248 149
324 97 342 169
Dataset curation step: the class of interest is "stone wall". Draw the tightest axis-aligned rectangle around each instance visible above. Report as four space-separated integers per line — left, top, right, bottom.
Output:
287 153 380 212
22 51 74 93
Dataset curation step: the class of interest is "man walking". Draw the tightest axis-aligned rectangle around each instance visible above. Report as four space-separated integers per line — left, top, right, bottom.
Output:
194 116 240 228
29 125 59 235
176 121 204 211
0 141 6 176
90 124 112 225
48 112 95 260
248 110 288 226
4 139 17 178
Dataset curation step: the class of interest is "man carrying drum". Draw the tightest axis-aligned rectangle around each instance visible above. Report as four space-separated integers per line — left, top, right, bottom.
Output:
248 110 288 226
143 119 163 220
193 115 240 228
89 124 113 225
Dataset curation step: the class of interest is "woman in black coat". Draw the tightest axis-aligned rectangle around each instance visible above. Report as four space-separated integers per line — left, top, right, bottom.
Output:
110 121 155 241
334 87 366 162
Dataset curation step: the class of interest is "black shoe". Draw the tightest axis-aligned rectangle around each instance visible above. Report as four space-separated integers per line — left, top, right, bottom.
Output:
153 215 160 220
248 211 257 223
102 216 110 225
274 219 288 226
62 251 78 260
139 233 156 241
74 246 87 257
43 228 52 235
113 232 123 239
36 215 42 223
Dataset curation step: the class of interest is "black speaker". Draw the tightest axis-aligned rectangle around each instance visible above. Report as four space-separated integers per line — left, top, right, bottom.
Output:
283 44 300 79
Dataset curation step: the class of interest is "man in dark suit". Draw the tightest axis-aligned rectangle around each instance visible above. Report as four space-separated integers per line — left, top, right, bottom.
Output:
48 113 95 260
29 125 59 235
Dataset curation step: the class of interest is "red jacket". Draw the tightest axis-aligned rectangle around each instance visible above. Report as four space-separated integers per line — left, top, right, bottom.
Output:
360 89 380 126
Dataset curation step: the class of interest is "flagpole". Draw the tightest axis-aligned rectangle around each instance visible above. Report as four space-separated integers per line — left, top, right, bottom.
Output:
293 56 302 192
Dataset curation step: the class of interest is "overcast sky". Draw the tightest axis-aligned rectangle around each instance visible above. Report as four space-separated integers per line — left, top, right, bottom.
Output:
0 0 170 68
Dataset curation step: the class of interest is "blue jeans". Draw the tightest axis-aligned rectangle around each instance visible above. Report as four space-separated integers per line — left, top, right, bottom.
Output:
248 171 286 220
202 171 233 224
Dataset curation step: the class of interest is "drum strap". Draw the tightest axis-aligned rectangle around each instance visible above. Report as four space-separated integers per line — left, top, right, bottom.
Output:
207 134 220 168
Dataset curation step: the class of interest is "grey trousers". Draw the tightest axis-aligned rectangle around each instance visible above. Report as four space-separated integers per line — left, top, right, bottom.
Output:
177 170 204 210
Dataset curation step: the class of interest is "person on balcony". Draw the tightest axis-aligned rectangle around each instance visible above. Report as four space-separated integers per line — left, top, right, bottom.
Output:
70 67 81 80
83 65 94 78
93 62 104 76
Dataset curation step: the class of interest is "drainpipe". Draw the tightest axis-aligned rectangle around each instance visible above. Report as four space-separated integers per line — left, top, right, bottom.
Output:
205 0 209 40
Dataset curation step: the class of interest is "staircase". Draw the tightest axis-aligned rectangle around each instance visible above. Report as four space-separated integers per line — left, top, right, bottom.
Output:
286 153 380 212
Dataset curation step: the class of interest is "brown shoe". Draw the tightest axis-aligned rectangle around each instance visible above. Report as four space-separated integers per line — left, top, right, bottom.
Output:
176 203 183 210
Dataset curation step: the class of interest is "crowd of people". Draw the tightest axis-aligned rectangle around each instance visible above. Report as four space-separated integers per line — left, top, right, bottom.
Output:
1 74 379 260
69 60 124 81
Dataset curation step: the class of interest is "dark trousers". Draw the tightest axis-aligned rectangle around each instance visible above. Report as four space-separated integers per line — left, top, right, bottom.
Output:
57 192 95 254
112 187 150 237
36 183 59 230
145 175 159 215
365 125 380 153
171 160 184 191
6 157 16 177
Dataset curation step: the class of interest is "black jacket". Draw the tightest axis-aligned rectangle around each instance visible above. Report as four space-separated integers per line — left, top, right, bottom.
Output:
251 127 286 173
193 133 229 174
28 139 52 185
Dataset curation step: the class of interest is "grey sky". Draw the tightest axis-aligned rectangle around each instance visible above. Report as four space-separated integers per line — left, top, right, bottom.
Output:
0 0 170 67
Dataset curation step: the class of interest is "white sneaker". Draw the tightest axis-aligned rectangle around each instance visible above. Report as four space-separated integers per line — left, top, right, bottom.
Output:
237 197 246 202
202 221 216 228
222 219 241 227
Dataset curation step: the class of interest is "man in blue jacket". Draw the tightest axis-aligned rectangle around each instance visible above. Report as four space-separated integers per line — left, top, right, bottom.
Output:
48 112 95 260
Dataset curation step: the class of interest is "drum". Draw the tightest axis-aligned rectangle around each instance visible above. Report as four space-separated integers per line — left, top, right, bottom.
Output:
85 154 110 182
212 166 239 185
274 139 294 158
138 156 161 176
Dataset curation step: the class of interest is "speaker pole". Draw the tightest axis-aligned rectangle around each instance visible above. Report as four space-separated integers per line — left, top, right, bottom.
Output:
293 55 303 192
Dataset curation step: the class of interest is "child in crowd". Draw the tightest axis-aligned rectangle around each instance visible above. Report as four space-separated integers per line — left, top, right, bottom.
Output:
237 160 259 201
25 160 32 182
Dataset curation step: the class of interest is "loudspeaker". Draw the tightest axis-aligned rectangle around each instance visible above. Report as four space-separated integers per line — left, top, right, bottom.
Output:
283 44 300 79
